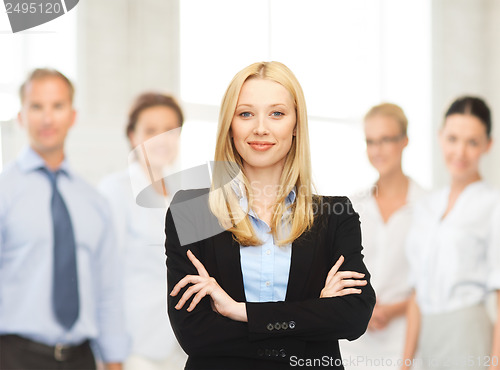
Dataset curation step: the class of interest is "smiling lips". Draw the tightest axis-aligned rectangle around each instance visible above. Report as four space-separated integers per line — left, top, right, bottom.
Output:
451 160 468 169
248 141 274 151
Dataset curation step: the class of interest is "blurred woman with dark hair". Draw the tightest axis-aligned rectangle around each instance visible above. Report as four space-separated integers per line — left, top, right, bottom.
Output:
100 92 186 370
403 97 500 370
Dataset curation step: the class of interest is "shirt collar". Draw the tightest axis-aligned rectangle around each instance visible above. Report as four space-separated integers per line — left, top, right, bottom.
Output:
17 146 73 178
230 176 246 200
286 186 297 205
230 176 297 216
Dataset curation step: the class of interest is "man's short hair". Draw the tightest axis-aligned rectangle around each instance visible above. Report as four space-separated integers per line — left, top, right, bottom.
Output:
19 68 75 104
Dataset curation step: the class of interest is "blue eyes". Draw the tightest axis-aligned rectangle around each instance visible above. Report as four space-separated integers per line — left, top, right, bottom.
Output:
238 111 284 118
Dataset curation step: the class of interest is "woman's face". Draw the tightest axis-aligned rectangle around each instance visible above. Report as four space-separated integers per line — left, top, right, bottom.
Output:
129 105 181 168
439 113 491 182
364 114 407 177
231 78 296 175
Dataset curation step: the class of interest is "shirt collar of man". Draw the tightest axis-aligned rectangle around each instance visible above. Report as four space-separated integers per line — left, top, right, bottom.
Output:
17 146 73 179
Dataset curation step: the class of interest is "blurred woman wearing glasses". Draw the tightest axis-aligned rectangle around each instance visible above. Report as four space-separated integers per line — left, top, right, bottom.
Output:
340 103 426 369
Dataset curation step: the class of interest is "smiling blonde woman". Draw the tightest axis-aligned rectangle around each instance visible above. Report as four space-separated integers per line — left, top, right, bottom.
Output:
165 61 376 370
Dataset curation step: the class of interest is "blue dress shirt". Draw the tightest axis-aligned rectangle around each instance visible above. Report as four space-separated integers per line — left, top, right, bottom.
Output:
0 147 129 362
237 184 296 303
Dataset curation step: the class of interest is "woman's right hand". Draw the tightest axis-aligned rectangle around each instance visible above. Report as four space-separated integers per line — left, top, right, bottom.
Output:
320 255 367 298
170 250 247 322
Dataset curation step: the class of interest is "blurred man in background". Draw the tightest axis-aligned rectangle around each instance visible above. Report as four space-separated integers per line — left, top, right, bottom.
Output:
0 68 128 370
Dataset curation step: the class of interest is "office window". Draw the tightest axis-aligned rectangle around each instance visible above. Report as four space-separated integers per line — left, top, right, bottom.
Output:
180 0 431 193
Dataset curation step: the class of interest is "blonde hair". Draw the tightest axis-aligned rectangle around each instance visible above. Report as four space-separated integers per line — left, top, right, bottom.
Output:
364 103 408 136
208 61 314 246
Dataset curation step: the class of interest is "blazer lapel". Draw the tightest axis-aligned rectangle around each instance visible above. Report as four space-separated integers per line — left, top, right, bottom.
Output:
285 231 315 301
213 231 247 302
213 228 316 303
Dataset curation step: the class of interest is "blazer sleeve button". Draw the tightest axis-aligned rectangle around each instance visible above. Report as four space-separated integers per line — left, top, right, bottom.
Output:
265 349 272 357
266 323 274 331
274 322 281 330
257 349 264 357
272 349 279 357
279 348 287 358
289 320 296 329
281 321 288 330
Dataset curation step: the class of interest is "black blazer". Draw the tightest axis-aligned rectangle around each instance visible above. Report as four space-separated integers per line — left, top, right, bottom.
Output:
165 189 375 369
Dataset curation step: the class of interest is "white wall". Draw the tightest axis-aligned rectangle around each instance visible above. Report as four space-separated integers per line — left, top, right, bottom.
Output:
485 0 500 187
431 0 500 188
2 0 499 190
74 0 181 184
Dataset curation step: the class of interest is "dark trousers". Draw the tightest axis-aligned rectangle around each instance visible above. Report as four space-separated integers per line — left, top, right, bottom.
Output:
0 335 96 370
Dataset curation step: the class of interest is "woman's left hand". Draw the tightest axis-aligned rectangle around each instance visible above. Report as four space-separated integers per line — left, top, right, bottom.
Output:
320 255 366 298
170 250 248 322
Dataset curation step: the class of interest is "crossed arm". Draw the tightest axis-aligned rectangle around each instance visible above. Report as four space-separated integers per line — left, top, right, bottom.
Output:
171 251 367 322
165 196 375 358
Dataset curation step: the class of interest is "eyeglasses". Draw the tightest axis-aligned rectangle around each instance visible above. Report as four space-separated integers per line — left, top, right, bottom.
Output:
365 135 405 147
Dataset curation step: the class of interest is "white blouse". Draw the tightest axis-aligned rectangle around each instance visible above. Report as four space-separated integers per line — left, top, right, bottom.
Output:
99 162 185 362
340 178 426 361
406 180 500 315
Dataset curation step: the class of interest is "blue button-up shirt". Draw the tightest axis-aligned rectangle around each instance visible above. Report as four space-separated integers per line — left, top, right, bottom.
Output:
236 182 295 303
0 147 129 362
